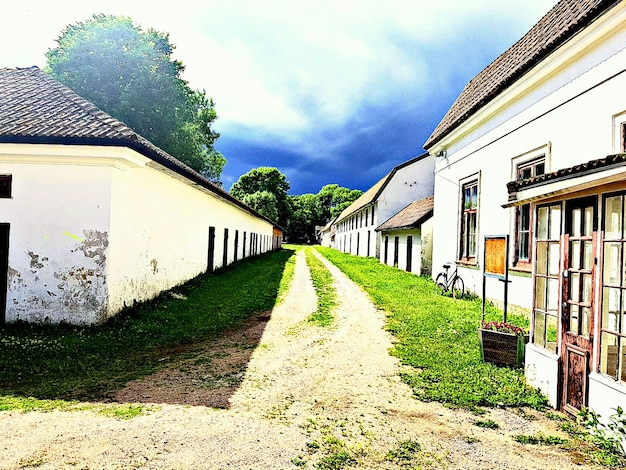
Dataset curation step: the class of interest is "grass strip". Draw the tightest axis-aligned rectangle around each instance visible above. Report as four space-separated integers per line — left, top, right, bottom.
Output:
0 248 295 402
305 247 337 327
315 246 547 411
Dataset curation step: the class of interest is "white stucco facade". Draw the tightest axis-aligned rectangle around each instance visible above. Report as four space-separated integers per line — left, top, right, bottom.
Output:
0 143 277 325
427 2 626 415
334 153 435 261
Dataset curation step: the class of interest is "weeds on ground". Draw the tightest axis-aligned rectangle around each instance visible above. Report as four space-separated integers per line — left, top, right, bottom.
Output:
474 419 499 429
0 248 295 403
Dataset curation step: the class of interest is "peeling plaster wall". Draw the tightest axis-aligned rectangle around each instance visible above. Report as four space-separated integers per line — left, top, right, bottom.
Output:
107 162 274 314
0 155 112 324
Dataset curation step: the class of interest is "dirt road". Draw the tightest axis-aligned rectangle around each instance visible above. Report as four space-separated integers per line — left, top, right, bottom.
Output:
0 249 599 469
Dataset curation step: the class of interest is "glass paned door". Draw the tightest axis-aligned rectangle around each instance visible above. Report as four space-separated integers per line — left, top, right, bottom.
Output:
561 197 597 416
600 194 626 382
533 204 561 353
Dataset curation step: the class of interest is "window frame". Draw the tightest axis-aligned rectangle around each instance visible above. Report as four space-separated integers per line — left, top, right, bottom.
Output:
513 156 546 270
612 110 626 154
600 191 626 383
532 202 562 353
458 178 479 263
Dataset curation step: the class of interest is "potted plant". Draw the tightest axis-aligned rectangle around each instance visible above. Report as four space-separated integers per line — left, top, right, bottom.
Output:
479 320 529 368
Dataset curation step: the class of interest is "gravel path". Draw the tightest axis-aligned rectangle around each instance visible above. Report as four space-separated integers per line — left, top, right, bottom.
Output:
0 249 600 469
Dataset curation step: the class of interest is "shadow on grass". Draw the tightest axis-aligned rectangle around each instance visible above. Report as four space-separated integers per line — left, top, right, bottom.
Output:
0 248 295 409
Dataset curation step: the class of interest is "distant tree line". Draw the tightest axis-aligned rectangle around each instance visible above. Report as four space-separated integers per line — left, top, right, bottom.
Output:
230 167 362 242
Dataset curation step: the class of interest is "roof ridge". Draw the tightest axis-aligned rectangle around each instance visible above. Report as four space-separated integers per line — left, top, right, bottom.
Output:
424 0 619 149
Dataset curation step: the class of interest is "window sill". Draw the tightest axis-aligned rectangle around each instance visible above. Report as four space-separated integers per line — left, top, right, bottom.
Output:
510 266 532 277
456 259 480 269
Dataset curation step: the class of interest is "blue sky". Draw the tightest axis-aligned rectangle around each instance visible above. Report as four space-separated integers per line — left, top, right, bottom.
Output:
2 0 556 194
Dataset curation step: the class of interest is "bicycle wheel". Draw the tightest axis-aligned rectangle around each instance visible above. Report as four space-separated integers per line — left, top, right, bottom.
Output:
434 273 447 295
451 276 465 299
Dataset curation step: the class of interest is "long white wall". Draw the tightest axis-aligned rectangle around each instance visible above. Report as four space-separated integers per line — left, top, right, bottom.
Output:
0 144 116 324
0 143 276 324
107 159 275 315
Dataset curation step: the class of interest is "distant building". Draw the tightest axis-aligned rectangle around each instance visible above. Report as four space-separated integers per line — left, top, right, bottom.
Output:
333 153 434 260
0 67 280 325
376 195 433 275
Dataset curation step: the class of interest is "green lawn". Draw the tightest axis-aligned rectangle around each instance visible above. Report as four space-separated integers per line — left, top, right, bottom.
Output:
315 246 547 411
0 248 295 401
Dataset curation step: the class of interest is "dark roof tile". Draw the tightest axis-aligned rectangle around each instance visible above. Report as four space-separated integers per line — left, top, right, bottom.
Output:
424 0 618 149
0 66 279 226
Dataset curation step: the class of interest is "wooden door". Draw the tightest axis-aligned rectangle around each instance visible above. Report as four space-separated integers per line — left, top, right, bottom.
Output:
207 226 216 273
406 236 413 272
0 224 8 323
561 197 597 415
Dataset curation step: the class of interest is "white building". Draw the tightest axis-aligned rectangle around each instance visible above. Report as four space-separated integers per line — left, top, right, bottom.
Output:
0 67 281 325
376 195 434 275
425 0 625 416
333 153 434 260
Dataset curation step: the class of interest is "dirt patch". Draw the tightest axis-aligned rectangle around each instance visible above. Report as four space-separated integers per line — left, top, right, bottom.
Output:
115 311 271 408
0 250 603 469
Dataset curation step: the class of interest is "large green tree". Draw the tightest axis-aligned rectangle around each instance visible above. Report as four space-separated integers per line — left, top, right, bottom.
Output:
317 184 363 220
46 14 225 183
230 167 290 224
287 193 324 242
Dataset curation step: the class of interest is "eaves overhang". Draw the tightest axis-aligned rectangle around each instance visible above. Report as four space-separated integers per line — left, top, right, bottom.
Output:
503 153 626 208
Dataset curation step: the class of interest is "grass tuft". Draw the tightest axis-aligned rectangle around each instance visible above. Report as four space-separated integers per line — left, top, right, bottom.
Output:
305 247 337 327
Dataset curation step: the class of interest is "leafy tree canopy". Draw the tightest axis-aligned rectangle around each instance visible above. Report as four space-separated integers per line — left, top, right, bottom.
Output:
46 14 225 183
230 167 290 225
317 184 363 220
287 193 324 242
241 191 279 222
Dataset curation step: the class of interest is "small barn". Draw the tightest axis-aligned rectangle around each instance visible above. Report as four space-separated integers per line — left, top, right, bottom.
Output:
376 195 434 275
0 66 280 325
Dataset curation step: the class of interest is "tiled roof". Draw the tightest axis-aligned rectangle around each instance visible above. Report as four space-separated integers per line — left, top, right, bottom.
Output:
376 195 434 232
506 153 626 200
0 66 278 225
335 153 430 223
424 0 618 149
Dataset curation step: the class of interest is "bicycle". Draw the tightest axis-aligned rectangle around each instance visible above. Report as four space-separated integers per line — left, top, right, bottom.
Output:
434 263 465 298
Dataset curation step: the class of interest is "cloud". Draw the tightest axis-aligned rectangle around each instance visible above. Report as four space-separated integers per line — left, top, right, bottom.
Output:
3 0 557 194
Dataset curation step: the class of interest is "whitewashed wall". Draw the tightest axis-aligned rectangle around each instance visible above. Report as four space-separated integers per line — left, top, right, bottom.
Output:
0 144 117 324
107 156 275 317
378 229 422 274
431 26 626 311
0 143 276 324
377 156 435 225
335 154 434 260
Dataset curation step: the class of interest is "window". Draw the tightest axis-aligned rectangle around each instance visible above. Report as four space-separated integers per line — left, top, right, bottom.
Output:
517 158 545 180
514 157 545 267
0 175 11 198
459 180 478 261
533 203 561 353
600 193 626 382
